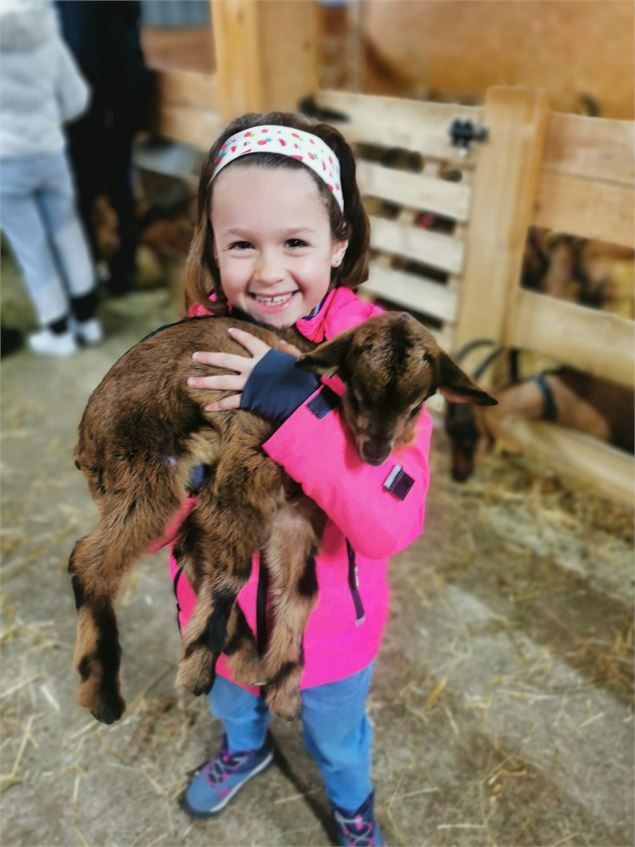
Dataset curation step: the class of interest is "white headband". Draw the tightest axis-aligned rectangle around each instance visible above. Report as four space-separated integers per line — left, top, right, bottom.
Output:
212 125 344 212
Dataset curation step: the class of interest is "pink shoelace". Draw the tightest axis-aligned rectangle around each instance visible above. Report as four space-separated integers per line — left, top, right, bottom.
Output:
203 748 251 787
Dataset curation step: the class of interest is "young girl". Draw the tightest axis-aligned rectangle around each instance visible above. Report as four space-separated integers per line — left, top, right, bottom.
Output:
172 112 433 846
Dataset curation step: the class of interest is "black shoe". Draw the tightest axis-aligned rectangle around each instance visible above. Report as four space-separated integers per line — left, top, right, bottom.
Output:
1 325 23 358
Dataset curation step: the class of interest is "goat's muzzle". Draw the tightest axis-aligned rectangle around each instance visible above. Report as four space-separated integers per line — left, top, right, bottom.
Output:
450 445 475 483
360 437 392 466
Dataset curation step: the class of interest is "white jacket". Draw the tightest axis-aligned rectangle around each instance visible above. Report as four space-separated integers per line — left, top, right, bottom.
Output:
0 0 89 157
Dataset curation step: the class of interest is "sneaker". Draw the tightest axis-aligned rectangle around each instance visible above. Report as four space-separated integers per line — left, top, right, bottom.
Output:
72 317 103 346
180 733 274 818
333 791 385 846
28 329 77 358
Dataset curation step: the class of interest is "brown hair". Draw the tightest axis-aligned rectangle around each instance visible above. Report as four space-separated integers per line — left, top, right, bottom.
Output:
184 112 370 314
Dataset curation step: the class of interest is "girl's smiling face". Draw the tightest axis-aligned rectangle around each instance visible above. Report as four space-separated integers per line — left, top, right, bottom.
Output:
211 165 348 328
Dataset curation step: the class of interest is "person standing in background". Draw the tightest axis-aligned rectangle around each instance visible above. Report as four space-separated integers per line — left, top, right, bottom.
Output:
57 0 151 296
0 0 102 357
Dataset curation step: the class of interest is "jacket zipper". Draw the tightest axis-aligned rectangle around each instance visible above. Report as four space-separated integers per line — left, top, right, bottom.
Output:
346 540 366 625
172 562 185 633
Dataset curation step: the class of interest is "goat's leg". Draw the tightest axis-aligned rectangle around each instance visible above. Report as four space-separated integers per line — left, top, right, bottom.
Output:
223 604 262 685
258 501 321 721
69 518 149 724
175 480 280 697
69 474 188 723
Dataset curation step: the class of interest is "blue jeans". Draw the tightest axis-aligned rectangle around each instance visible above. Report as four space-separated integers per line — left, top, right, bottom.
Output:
210 666 374 811
0 151 94 326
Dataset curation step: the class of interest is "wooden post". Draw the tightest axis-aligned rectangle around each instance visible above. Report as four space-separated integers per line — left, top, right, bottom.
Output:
454 87 548 352
210 0 263 117
211 0 319 120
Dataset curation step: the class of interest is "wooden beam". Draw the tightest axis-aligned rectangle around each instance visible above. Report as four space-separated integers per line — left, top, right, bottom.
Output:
498 419 634 507
315 89 483 163
364 264 459 322
543 112 635 187
143 26 215 74
509 289 634 388
357 161 471 221
211 0 318 119
370 216 464 274
533 171 634 248
258 1 319 112
211 0 263 117
454 87 549 350
155 68 218 110
157 105 223 151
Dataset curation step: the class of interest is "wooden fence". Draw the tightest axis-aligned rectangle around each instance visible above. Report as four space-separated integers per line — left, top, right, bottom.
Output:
145 7 634 505
453 87 634 504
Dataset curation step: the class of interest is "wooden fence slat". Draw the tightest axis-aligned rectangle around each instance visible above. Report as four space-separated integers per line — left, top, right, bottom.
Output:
499 419 635 506
155 69 218 110
365 264 459 322
157 105 223 151
357 161 471 221
316 89 483 124
543 112 635 187
454 87 549 349
533 172 635 248
315 89 483 163
509 289 635 388
370 216 464 274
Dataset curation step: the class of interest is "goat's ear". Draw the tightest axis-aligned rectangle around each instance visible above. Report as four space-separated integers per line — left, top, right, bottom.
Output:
296 331 352 377
436 352 498 406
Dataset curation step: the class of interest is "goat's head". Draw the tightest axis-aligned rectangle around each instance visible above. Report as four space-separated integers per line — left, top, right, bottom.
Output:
298 312 497 466
444 402 488 482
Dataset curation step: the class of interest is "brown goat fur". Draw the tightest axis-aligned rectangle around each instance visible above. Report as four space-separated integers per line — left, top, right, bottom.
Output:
69 311 495 724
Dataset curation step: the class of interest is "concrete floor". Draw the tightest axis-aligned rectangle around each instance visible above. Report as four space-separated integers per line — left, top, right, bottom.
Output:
1 262 633 846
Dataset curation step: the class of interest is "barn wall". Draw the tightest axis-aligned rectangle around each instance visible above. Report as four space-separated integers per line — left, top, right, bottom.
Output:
364 0 634 118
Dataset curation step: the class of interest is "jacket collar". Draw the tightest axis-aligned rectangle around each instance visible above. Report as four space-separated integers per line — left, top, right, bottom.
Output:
296 288 362 343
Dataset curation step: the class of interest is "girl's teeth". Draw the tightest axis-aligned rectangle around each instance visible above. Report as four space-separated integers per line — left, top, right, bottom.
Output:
254 294 293 304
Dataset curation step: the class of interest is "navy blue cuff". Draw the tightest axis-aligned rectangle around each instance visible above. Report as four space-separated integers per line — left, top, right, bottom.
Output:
240 349 320 424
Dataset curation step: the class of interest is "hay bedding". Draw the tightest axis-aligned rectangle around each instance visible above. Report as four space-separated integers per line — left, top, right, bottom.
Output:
0 279 632 845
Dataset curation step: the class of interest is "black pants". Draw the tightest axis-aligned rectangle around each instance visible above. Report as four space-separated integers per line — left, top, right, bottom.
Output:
67 98 139 290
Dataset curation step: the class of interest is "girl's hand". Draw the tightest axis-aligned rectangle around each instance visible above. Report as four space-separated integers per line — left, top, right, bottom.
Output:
187 327 271 412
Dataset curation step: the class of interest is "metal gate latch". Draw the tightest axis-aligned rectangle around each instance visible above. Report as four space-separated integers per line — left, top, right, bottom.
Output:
449 119 489 156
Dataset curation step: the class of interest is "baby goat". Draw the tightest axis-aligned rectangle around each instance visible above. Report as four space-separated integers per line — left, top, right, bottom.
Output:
69 312 495 724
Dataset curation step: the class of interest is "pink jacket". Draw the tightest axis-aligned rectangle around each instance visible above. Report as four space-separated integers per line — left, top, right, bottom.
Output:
165 288 433 689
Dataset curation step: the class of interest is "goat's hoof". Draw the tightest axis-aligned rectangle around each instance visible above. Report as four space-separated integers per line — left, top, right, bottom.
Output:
80 686 126 725
264 685 301 722
177 648 216 697
90 696 126 725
